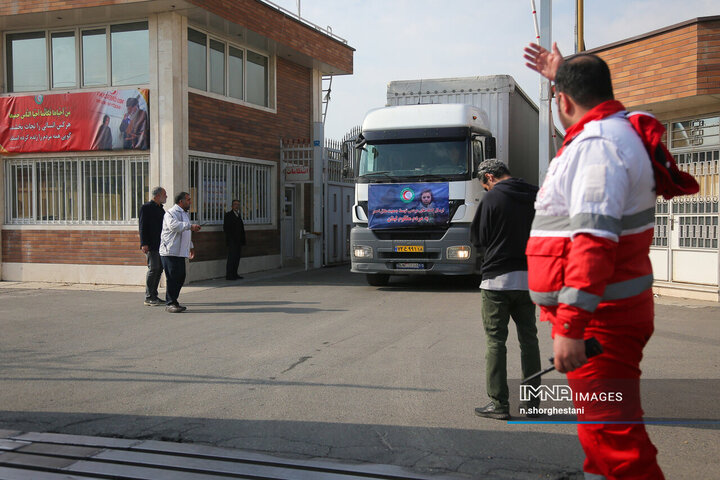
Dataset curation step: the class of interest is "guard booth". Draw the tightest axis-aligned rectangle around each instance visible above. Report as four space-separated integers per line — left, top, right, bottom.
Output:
280 137 354 266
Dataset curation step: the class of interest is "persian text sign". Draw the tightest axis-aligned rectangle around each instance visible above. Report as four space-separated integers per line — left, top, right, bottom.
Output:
0 89 149 154
368 182 450 230
285 164 310 182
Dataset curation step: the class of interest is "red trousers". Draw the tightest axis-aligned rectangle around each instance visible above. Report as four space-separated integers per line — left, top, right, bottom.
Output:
565 292 665 480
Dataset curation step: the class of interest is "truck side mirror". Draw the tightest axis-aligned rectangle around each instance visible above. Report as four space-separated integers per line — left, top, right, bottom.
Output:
485 136 496 159
341 142 349 161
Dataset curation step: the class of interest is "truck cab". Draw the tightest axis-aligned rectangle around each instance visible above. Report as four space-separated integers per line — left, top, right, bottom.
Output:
349 103 495 286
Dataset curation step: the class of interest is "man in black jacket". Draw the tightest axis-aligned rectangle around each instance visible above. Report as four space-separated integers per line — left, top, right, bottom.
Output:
473 159 541 420
139 186 167 305
223 199 247 280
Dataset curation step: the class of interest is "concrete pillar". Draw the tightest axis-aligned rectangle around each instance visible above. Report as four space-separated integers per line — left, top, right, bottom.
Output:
311 69 324 268
152 12 188 201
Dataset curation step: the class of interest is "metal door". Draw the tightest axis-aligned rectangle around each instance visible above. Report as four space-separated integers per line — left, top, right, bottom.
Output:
282 186 295 258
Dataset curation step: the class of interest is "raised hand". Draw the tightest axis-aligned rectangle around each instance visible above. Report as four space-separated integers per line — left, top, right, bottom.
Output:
524 42 564 81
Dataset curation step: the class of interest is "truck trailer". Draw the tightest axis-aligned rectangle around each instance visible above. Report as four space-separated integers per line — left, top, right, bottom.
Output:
349 75 542 286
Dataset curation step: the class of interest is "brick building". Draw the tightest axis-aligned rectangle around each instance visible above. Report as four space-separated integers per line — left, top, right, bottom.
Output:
0 0 354 284
591 16 720 300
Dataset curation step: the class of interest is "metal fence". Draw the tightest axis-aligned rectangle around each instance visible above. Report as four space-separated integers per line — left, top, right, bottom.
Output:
5 155 149 224
189 155 273 225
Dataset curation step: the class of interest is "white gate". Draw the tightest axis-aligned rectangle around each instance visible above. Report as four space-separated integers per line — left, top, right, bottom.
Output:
650 115 720 299
324 138 355 265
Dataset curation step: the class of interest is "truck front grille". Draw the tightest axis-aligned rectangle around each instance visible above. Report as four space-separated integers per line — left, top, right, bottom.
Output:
373 230 446 240
378 252 441 259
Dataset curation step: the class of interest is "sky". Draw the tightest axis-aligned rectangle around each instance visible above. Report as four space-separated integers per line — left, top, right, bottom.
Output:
268 0 718 140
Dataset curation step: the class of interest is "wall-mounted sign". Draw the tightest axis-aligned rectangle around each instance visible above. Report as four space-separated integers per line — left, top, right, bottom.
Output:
0 89 149 154
285 164 311 182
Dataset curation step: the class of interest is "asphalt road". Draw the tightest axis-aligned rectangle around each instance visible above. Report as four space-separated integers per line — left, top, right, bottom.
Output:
0 266 718 479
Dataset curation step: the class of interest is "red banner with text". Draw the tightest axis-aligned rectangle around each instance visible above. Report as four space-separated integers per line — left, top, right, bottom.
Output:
0 89 149 154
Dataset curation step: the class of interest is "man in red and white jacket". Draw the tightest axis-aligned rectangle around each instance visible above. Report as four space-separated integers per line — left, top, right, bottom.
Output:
523 45 665 479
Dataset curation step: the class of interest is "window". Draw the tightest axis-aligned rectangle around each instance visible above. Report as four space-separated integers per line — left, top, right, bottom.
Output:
187 27 272 108
189 155 273 225
111 22 150 86
188 29 207 90
51 32 76 88
82 29 107 86
247 51 268 107
228 46 244 100
5 155 148 224
209 39 225 95
5 22 149 92
671 117 720 149
6 32 47 92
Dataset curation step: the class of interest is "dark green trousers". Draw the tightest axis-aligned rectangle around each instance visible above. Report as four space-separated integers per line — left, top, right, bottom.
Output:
481 289 541 410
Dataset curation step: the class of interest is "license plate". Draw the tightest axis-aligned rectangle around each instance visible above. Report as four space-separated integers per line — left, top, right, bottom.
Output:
396 262 424 269
394 245 423 252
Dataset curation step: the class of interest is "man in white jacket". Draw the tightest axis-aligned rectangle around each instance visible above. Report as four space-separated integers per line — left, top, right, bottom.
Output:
160 192 201 313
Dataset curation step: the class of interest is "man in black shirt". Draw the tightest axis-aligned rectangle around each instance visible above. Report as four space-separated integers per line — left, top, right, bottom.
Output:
223 199 246 280
139 186 167 305
473 159 541 420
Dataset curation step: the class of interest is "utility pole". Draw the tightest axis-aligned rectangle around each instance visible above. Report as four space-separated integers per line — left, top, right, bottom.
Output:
575 0 585 53
537 0 552 185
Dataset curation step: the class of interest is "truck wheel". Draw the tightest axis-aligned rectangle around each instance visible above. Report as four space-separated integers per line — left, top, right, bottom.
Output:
366 273 390 287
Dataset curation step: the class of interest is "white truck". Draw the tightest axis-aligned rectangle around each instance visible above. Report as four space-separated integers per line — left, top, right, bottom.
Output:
348 75 543 286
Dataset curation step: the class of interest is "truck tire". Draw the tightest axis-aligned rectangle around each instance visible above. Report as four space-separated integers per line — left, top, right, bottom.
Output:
366 273 390 287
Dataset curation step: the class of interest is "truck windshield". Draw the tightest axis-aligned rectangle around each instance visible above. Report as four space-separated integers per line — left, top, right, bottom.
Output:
357 139 469 182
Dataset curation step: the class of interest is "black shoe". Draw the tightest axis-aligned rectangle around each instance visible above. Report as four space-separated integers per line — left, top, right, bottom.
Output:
474 402 510 420
166 305 183 313
144 298 164 306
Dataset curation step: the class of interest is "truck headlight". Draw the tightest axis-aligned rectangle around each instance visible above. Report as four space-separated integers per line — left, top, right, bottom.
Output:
447 245 471 260
353 245 373 259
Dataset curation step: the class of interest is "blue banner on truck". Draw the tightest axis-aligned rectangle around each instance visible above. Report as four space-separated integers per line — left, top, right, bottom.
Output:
368 183 450 229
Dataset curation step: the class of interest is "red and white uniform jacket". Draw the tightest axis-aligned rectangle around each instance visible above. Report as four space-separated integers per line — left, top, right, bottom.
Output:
527 106 656 339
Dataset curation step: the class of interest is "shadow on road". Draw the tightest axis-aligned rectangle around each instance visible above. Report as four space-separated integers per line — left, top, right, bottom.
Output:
0 411 585 479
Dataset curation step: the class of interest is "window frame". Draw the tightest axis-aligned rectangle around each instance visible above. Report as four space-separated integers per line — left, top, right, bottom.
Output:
50 30 79 89
187 26 275 111
6 30 50 92
4 154 149 225
4 20 150 94
189 152 277 227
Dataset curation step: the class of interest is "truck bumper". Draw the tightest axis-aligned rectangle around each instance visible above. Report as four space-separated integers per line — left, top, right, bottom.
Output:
350 225 481 276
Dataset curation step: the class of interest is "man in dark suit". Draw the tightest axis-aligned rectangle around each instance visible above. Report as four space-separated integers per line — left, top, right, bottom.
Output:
139 186 166 305
223 199 246 280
